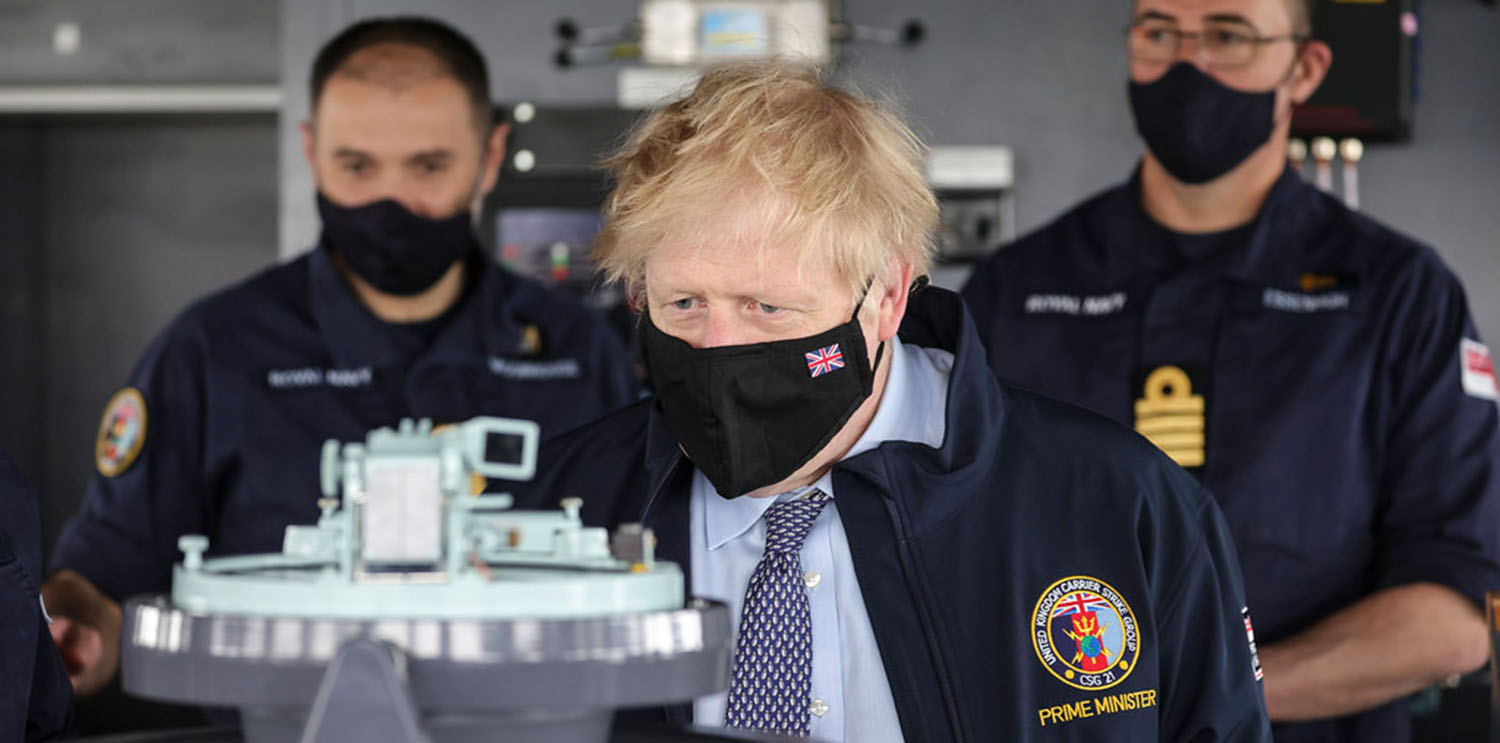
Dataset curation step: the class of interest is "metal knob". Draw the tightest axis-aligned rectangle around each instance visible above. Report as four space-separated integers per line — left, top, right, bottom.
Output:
179 534 209 571
1339 138 1364 164
1311 137 1337 163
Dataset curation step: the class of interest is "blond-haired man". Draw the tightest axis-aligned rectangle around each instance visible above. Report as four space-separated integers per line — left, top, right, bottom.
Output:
525 63 1272 741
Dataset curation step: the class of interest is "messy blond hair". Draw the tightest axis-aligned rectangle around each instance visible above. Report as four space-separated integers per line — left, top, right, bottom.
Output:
593 62 938 303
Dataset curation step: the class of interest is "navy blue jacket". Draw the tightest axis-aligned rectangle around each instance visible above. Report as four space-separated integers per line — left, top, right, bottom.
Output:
524 288 1272 741
961 168 1500 742
1 452 74 740
51 247 638 602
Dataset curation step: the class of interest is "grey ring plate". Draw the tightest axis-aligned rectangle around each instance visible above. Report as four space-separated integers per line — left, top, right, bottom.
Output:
122 595 733 710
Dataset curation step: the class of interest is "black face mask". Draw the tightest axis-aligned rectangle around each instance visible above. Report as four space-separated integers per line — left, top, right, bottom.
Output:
1128 63 1278 184
641 293 885 499
318 193 474 296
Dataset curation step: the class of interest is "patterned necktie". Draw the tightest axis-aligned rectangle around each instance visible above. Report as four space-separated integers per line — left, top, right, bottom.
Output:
723 489 832 736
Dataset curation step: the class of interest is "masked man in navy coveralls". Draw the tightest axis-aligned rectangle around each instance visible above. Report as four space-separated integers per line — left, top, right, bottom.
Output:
44 17 638 699
520 63 1272 742
1 451 73 740
961 0 1500 740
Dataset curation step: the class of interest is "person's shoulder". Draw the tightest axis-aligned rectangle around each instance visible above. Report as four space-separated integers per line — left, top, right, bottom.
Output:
1371 230 1468 305
963 181 1129 304
483 262 623 349
1299 189 1443 279
997 182 1127 265
997 382 1211 512
487 261 601 323
192 254 309 319
0 451 38 524
1301 194 1472 318
0 450 27 493
0 450 44 584
160 255 311 342
999 383 1152 463
540 398 654 461
521 399 654 509
108 256 305 387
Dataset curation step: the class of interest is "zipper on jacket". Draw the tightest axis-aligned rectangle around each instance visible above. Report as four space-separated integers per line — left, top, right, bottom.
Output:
639 451 684 524
882 495 967 742
641 450 695 728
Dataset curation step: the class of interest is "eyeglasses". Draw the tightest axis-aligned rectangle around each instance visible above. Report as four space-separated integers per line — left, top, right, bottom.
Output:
1126 18 1307 69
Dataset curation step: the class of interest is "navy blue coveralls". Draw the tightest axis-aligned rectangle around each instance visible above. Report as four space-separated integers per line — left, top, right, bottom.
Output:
50 246 638 602
523 288 1273 742
1 452 74 740
961 167 1500 743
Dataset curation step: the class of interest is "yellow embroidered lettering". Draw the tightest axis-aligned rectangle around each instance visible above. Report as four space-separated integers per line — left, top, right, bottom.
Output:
1037 690 1158 727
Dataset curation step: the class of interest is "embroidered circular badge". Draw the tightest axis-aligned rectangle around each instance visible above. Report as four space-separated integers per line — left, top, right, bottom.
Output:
96 388 148 477
1031 575 1142 691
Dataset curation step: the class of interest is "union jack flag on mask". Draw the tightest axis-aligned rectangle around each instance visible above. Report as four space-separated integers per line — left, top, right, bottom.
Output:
805 344 845 378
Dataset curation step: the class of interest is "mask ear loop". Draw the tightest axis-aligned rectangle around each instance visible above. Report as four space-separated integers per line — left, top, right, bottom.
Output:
870 337 888 377
850 277 888 375
850 279 876 321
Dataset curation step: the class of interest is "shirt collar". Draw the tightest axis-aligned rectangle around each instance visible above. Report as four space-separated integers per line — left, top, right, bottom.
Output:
699 471 780 551
843 335 945 459
700 335 935 551
700 473 831 552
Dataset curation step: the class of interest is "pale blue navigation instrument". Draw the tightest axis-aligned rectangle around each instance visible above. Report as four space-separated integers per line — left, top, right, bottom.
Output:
120 417 734 743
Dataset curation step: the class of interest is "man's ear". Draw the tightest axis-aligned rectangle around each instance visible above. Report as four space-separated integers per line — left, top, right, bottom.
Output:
876 260 915 342
1288 41 1333 105
479 122 510 196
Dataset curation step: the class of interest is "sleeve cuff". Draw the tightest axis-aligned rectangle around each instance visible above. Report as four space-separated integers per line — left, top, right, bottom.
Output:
1374 542 1500 608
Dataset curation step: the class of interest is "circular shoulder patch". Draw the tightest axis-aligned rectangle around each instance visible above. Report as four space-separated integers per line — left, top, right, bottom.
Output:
96 388 148 477
1031 575 1142 691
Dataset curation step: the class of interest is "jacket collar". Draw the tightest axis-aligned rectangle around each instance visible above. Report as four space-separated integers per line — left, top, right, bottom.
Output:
836 288 1001 506
641 403 691 523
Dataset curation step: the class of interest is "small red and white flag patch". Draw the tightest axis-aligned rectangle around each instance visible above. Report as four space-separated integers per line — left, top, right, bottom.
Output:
805 344 845 378
1242 607 1263 681
1461 339 1498 401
